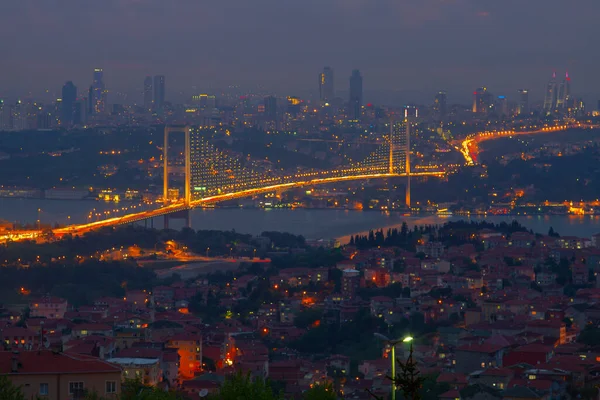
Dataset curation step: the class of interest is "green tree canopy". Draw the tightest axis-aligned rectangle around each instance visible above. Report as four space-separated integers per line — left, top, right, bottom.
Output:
303 383 337 400
210 371 283 400
0 376 25 400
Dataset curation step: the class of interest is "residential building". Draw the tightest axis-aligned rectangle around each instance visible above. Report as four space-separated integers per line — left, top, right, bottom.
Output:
1 351 122 400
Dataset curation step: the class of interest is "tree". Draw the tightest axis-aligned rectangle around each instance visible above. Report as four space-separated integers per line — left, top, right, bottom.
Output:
578 325 600 347
303 383 336 400
120 379 181 400
394 345 427 400
211 371 283 400
0 376 25 400
368 344 426 400
294 308 323 329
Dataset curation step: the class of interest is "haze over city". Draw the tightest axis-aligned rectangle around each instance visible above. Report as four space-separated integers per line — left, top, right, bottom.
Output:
2 0 599 103
4 2 600 400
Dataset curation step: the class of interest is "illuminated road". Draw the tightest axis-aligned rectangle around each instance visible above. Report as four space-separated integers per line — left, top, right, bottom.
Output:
455 123 600 165
52 171 444 237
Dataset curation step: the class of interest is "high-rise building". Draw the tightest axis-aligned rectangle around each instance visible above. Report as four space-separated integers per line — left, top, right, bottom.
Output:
61 81 77 126
472 87 492 114
403 105 419 119
0 100 11 131
73 99 85 125
286 96 302 116
341 269 360 300
319 67 335 103
91 68 106 115
153 75 165 111
88 86 94 115
190 94 216 109
517 89 529 115
143 76 153 111
557 71 571 110
349 69 363 120
543 72 558 112
11 100 25 131
433 91 447 120
496 96 509 117
264 96 277 121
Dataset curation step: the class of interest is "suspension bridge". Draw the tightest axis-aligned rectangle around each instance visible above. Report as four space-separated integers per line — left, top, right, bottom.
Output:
51 123 446 236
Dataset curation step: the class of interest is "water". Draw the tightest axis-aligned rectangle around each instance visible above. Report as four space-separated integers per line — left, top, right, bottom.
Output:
1 198 600 241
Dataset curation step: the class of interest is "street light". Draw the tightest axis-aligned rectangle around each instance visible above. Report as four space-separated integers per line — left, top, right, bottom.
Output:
206 247 210 258
374 333 413 400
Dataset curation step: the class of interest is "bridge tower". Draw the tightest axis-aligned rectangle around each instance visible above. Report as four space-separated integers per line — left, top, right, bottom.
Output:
163 126 191 206
389 123 394 174
390 118 411 208
405 119 411 209
163 126 192 228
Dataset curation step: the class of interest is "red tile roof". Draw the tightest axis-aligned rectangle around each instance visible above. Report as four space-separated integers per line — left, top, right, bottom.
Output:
457 343 505 353
439 389 461 399
0 351 121 374
436 372 468 384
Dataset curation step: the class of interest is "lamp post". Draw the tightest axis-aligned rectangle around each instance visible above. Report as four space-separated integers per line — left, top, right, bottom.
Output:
374 333 413 400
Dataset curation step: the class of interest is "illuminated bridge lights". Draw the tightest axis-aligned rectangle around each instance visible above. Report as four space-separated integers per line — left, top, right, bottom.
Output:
53 170 445 236
49 126 445 236
457 123 600 166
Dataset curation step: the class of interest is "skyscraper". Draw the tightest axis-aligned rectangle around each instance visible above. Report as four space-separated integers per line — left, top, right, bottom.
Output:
73 99 85 125
264 96 277 121
472 87 492 114
91 68 106 115
557 71 571 110
517 89 529 115
319 67 334 103
61 81 77 126
349 70 363 120
286 96 301 116
496 96 509 117
153 75 165 112
88 86 94 115
433 91 447 120
143 76 153 111
543 72 558 112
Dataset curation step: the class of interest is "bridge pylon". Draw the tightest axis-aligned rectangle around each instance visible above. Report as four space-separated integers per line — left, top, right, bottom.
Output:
164 125 191 207
405 120 411 208
164 209 192 230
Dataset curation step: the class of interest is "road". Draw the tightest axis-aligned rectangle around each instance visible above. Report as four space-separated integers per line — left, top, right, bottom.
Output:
454 123 599 165
153 258 269 280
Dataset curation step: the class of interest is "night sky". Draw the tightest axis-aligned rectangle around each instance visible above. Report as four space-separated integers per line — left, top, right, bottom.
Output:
1 0 597 103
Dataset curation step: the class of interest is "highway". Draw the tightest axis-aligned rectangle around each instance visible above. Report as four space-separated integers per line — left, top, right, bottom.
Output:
455 123 599 165
52 171 445 237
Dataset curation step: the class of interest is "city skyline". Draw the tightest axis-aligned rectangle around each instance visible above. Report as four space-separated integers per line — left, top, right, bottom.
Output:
0 1 598 103
0 66 586 108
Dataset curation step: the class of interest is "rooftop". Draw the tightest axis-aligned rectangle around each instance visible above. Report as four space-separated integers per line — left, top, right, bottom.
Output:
0 351 121 374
